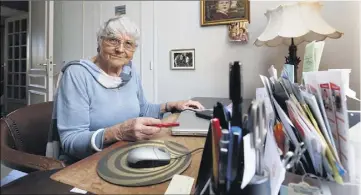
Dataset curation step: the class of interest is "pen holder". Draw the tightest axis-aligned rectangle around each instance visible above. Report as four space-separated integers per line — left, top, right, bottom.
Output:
199 171 271 195
238 173 271 195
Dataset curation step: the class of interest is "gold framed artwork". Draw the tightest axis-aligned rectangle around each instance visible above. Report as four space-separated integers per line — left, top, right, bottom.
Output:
200 0 250 26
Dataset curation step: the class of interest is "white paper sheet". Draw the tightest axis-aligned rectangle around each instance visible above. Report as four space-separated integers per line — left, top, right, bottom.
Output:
272 96 299 146
264 130 286 195
164 175 194 195
241 134 256 189
70 188 87 194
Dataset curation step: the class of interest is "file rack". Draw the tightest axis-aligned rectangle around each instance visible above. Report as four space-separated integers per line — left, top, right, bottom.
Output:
194 120 271 195
194 112 360 195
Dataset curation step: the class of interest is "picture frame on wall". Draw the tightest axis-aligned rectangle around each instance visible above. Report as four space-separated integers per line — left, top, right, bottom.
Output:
200 0 250 26
170 49 195 70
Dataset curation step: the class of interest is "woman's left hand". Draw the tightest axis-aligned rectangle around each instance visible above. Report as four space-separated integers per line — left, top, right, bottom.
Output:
169 100 205 111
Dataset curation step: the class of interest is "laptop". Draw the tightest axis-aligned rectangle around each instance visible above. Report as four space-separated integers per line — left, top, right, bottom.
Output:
171 110 210 136
171 97 252 136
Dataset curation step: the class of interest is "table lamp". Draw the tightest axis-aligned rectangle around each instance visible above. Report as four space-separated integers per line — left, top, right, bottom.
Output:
254 1 343 82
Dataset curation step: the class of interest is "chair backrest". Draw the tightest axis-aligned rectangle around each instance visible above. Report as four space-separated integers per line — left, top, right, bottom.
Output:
1 102 54 156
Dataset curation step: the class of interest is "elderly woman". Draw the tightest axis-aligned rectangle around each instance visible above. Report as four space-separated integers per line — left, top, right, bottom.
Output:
48 16 204 164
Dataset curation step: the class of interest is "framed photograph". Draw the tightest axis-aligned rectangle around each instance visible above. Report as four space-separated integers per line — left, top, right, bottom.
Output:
170 49 195 70
201 0 250 26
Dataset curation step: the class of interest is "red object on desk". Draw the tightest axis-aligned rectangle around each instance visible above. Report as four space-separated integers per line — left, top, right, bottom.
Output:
211 118 222 143
149 122 180 128
210 118 222 186
274 122 285 154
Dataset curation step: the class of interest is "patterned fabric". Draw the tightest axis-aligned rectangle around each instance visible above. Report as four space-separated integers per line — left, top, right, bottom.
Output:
45 60 132 161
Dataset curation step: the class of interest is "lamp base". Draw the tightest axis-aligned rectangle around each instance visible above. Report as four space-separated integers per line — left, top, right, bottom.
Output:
285 38 301 83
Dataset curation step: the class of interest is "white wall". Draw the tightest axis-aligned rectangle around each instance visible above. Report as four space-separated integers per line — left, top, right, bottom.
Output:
155 1 276 103
320 2 360 110
53 1 155 101
54 1 360 110
154 1 360 110
53 1 147 78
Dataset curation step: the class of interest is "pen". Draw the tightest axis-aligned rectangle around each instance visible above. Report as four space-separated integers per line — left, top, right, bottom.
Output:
226 128 234 192
214 104 229 130
218 147 228 194
211 119 222 144
149 122 180 128
225 126 243 192
218 130 229 193
219 130 230 149
211 118 222 188
230 127 242 188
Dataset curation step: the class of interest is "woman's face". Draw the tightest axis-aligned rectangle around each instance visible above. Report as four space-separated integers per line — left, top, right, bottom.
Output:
217 0 231 13
99 33 137 68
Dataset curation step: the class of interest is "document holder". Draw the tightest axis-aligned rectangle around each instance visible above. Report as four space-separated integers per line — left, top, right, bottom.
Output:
194 119 271 195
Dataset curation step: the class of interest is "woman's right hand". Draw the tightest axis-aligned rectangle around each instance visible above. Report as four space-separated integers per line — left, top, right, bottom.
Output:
104 117 162 143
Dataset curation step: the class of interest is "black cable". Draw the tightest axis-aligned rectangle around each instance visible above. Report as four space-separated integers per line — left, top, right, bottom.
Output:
171 147 204 159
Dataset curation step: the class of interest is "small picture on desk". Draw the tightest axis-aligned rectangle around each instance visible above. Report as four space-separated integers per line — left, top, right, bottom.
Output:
170 49 195 70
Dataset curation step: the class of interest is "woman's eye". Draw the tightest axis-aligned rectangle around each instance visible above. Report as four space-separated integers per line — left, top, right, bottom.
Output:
109 38 118 44
125 42 134 47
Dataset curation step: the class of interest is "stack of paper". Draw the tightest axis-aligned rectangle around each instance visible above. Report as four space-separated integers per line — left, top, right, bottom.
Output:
258 68 357 188
303 70 355 183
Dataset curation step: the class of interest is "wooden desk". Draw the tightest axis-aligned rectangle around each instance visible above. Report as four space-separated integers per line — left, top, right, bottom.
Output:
1 169 93 195
50 113 206 194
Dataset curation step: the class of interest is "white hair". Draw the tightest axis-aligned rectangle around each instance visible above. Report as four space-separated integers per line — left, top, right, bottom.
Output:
96 16 140 48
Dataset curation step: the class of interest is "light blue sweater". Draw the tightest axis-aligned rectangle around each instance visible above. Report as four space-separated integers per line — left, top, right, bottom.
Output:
53 59 162 161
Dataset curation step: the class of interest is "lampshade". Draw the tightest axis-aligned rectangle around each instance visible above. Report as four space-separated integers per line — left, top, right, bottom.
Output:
254 2 343 47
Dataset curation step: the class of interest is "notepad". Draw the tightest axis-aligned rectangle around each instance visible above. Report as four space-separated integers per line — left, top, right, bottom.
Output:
164 175 194 195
